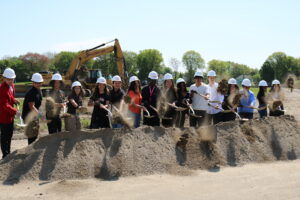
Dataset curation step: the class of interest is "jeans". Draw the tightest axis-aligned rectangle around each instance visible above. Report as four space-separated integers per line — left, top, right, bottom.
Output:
129 111 141 128
112 124 123 128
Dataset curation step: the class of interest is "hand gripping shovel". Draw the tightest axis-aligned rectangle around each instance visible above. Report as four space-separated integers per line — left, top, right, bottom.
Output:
16 105 27 127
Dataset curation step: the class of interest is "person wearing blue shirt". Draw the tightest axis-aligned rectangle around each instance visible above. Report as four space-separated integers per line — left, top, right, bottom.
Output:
238 79 256 119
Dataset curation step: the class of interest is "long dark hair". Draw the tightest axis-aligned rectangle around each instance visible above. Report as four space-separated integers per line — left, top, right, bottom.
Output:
258 86 267 97
49 80 64 88
70 86 85 98
93 83 109 98
176 82 188 97
128 80 141 94
227 84 239 95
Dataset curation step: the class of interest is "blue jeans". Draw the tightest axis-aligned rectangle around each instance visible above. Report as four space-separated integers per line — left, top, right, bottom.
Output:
112 124 123 128
129 111 141 128
258 109 267 118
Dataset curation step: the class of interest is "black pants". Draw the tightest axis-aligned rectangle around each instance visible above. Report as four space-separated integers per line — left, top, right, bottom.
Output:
269 110 284 117
28 137 37 145
162 109 176 127
90 115 110 129
175 110 188 128
222 112 236 122
238 112 253 119
189 110 207 128
208 112 223 125
0 122 14 159
143 114 160 126
47 117 62 134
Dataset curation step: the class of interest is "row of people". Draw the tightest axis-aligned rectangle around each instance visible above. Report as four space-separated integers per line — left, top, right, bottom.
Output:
0 68 286 159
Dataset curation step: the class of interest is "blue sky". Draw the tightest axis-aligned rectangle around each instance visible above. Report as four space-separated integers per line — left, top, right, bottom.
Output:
1 0 299 71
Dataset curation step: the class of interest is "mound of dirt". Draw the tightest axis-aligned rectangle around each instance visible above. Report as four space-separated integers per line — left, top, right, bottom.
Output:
0 115 299 184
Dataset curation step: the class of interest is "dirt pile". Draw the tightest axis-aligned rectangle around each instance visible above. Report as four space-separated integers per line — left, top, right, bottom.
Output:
0 115 299 184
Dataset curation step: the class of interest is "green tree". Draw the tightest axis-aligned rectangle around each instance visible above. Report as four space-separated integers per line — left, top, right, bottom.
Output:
207 59 229 78
51 51 78 73
123 51 138 76
137 49 164 81
182 50 205 84
0 57 26 81
229 62 251 78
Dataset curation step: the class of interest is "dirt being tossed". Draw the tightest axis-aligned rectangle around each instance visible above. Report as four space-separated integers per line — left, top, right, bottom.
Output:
0 115 299 184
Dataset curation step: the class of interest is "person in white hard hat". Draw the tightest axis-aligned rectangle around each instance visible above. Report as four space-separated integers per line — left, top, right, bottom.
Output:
206 70 224 124
238 78 256 119
257 80 268 118
267 80 285 116
88 77 110 128
110 75 125 128
175 78 190 128
141 71 161 126
221 78 239 122
46 73 65 134
65 81 85 132
22 73 44 144
189 71 209 127
127 76 143 128
0 68 19 158
161 73 177 127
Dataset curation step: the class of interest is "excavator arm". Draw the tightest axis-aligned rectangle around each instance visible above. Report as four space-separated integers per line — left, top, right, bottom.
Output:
65 39 127 88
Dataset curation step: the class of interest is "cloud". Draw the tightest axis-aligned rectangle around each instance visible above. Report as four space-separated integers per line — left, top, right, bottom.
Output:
51 37 116 52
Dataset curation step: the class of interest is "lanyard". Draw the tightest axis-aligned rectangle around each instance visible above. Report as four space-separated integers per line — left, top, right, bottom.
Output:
149 86 155 97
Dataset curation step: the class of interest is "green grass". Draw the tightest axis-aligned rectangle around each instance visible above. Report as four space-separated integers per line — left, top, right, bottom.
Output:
251 87 259 97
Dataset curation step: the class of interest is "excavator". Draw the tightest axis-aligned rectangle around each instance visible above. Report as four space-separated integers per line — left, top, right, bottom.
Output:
42 38 127 96
0 39 127 97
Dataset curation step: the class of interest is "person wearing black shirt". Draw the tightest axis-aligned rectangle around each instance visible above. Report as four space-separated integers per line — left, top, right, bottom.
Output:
46 73 65 134
110 75 125 128
65 81 84 131
142 71 161 126
88 77 110 128
175 78 189 128
257 80 268 118
22 73 43 145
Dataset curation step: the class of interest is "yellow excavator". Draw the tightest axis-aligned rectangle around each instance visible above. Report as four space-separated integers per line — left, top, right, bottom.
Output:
43 38 127 96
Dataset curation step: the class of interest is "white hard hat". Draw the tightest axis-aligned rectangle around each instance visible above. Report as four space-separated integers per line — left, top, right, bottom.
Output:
241 78 251 87
31 73 44 83
96 77 107 84
129 76 139 83
207 70 216 77
228 78 237 85
194 71 203 77
71 81 82 88
272 79 280 85
3 68 16 79
258 80 268 87
51 73 63 81
112 75 122 82
176 78 186 84
163 73 173 80
148 71 158 80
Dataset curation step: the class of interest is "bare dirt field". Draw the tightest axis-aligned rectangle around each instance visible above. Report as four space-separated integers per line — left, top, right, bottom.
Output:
0 88 299 200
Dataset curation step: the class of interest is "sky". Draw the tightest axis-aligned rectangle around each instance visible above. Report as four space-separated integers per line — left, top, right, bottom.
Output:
1 0 299 72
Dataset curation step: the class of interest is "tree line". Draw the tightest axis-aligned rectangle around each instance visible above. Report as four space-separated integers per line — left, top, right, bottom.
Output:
0 49 299 84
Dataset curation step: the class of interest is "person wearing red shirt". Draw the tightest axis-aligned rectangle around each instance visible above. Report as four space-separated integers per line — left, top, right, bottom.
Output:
0 68 19 159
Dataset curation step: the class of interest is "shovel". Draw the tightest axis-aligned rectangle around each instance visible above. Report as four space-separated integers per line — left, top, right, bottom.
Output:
102 105 113 128
208 103 248 122
149 105 172 120
16 105 27 127
184 100 202 118
143 107 155 118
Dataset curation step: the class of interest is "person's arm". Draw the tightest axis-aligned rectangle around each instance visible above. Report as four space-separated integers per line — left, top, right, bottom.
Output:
69 99 79 108
28 102 39 114
0 92 17 116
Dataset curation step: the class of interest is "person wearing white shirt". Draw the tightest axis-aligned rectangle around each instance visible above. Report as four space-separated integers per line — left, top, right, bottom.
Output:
189 71 209 127
207 70 224 124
